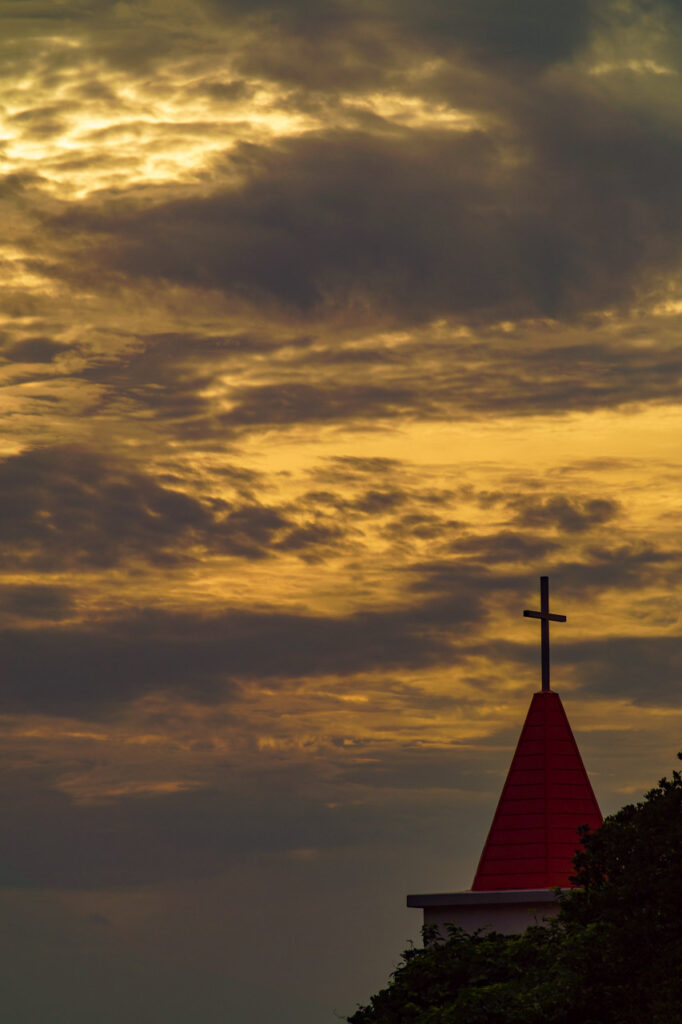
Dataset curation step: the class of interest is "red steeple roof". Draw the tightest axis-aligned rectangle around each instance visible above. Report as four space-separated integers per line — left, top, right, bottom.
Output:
471 690 602 891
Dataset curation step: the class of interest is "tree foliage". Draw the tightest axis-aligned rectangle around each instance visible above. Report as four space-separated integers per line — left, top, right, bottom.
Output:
349 755 682 1024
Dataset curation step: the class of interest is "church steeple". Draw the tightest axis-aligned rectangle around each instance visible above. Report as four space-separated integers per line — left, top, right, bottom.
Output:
408 576 604 934
472 577 602 890
471 689 603 890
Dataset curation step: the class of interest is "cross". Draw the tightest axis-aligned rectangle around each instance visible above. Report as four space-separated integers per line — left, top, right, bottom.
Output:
523 576 566 692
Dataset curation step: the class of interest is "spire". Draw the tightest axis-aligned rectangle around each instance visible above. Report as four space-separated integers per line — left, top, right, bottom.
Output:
471 691 602 890
471 577 602 891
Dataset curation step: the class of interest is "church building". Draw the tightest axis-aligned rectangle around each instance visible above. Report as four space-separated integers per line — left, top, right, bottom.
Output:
408 577 603 935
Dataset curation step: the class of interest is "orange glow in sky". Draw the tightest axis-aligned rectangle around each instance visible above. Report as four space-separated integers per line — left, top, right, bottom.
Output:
2 1 682 1021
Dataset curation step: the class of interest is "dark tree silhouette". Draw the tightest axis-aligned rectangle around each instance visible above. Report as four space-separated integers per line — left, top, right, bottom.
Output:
349 754 682 1024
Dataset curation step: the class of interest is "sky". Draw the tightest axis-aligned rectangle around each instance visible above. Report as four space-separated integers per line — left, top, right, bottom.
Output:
2 0 682 1020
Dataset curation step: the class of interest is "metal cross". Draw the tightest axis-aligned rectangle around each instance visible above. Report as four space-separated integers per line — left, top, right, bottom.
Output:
523 576 566 692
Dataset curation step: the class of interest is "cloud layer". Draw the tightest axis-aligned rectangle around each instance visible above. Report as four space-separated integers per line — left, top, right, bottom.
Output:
3 2 682 1022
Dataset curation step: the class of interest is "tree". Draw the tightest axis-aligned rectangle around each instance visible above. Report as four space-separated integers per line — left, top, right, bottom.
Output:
348 754 682 1024
559 755 682 1023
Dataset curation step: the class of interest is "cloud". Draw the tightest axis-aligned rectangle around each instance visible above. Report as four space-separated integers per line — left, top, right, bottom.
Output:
0 584 75 621
449 530 560 563
476 590 682 709
4 4 682 1022
411 538 675 624
204 0 595 92
509 495 620 533
8 1 682 446
0 578 483 717
0 767 351 888
49 129 543 322
0 445 343 569
0 445 214 569
50 90 682 331
336 742 514 793
76 330 313 436
0 750 483 889
552 545 675 593
567 635 682 707
386 0 593 67
201 321 682 427
221 381 414 427
4 337 71 364
313 456 403 483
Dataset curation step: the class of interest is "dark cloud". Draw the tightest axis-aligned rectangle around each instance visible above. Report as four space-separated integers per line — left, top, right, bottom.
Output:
51 88 682 330
407 560 528 601
274 520 345 556
0 614 238 715
510 495 620 533
0 445 340 569
299 470 460 544
6 0 658 100
2 317 670 445
352 489 408 514
387 0 593 66
50 130 537 322
197 79 255 102
204 0 594 91
385 511 461 542
88 333 682 444
0 572 491 716
485 633 682 710
4 337 70 363
0 445 214 569
9 103 68 139
335 738 525 793
0 767 353 888
552 545 674 593
79 330 313 436
220 381 414 426
207 0 347 28
0 752 481 891
238 331 682 427
0 584 74 621
450 530 560 562
411 538 675 614
280 330 682 425
566 635 682 706
5 2 682 1022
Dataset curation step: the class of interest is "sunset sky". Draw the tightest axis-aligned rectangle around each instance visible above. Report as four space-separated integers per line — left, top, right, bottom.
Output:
3 1 682 1020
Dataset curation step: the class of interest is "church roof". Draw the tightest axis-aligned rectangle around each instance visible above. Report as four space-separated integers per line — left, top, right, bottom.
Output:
471 690 602 891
